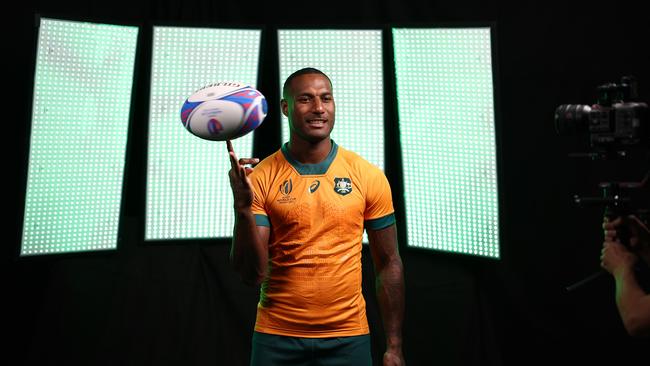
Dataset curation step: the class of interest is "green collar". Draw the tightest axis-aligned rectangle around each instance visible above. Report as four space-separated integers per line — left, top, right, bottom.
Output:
281 140 338 175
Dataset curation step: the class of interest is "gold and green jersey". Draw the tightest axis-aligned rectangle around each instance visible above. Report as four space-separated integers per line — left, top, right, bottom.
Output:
249 141 395 338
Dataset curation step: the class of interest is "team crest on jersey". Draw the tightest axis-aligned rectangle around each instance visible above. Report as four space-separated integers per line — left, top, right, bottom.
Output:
333 177 352 195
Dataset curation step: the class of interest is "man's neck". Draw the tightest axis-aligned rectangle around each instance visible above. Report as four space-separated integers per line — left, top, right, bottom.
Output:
287 136 332 164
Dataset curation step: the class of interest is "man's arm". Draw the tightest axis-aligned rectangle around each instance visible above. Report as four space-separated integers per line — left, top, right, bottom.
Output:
368 224 405 365
601 241 650 336
601 216 650 336
227 140 269 286
231 210 270 286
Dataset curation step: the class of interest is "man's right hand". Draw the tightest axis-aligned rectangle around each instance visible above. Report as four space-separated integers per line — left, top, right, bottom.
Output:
227 140 259 210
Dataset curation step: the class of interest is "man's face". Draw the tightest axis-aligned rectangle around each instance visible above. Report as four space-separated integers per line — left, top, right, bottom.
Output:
282 73 335 143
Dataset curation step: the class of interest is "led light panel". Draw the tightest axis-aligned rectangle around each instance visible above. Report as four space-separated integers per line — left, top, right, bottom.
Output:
278 29 385 170
146 26 261 240
278 29 385 244
393 27 499 258
21 18 138 256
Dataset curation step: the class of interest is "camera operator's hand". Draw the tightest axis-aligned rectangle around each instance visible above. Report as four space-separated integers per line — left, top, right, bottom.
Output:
600 215 650 337
600 239 637 276
602 216 650 258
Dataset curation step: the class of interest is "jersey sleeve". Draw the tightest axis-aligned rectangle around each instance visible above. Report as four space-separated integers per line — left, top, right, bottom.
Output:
364 168 395 230
249 169 270 227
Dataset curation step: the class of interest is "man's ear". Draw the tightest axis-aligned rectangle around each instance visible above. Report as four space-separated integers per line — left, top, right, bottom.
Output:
281 99 289 117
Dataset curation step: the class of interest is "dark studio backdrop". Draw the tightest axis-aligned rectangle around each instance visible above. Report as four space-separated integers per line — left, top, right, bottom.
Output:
8 0 650 365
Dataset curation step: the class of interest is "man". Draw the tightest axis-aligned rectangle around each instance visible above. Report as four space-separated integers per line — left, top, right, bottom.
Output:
601 215 650 336
227 68 405 365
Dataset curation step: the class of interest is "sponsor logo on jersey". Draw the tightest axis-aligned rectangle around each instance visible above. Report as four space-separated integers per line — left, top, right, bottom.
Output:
309 180 320 193
333 177 352 195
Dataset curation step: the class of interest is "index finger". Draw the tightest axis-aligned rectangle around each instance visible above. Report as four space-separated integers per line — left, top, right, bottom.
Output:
226 140 239 169
603 216 623 229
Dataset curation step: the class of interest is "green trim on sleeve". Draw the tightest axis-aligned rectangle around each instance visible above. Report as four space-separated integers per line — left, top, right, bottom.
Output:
365 213 396 231
254 214 270 227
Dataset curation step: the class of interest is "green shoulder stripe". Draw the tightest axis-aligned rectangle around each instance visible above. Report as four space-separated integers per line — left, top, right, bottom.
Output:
254 214 270 227
365 213 395 231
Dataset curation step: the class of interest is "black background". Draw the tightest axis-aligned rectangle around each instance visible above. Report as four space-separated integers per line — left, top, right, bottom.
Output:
9 1 650 365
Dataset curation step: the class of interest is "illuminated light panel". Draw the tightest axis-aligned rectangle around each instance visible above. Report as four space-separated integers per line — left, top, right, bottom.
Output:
278 29 384 170
146 26 261 240
393 27 499 258
21 18 138 256
278 29 385 244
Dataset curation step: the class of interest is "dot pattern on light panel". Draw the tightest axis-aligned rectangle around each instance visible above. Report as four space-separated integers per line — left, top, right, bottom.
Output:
146 27 261 240
21 18 138 256
278 29 385 170
393 28 499 258
278 29 385 244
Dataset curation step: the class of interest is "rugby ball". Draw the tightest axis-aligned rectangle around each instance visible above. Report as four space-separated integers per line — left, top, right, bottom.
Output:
180 82 267 141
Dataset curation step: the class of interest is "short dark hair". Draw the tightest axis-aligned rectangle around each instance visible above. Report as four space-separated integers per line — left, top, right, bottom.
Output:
282 67 332 99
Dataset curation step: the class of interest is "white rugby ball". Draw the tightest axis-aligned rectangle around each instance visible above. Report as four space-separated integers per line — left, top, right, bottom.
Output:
180 82 267 141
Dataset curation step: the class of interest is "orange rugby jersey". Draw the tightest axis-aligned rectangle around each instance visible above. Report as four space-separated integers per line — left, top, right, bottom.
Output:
249 141 395 338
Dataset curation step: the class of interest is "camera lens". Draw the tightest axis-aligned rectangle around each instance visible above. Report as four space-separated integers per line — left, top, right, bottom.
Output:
555 104 591 135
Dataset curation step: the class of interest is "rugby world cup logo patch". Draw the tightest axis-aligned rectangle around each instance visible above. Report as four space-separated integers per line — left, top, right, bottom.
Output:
277 178 297 204
279 179 293 196
334 177 352 195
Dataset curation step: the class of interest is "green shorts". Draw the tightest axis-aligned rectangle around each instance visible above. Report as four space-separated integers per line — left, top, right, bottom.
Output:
250 331 372 366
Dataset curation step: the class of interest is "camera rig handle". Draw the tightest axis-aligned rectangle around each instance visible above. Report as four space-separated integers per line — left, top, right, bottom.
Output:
565 172 649 292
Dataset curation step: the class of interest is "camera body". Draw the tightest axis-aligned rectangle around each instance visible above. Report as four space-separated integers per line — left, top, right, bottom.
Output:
554 75 649 228
555 76 648 158
556 76 650 293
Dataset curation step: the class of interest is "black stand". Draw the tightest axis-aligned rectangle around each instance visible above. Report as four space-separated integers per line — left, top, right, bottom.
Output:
565 270 607 292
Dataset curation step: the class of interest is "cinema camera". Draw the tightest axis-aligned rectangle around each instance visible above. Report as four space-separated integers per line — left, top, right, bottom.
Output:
555 76 650 291
554 76 648 215
554 76 648 159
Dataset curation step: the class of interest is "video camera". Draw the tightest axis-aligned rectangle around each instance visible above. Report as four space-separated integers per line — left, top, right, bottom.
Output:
555 76 650 291
554 76 649 217
554 75 649 159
